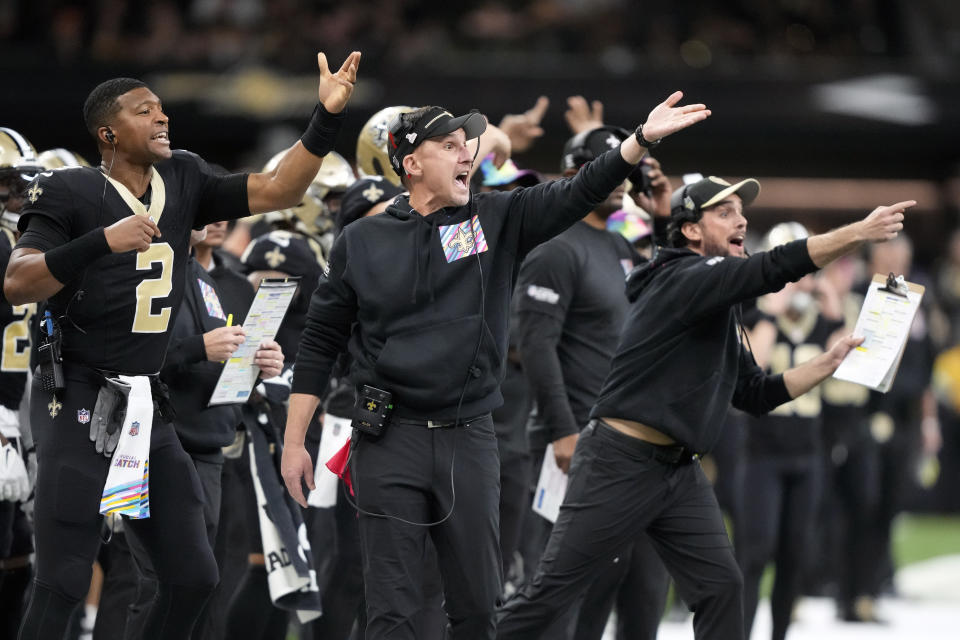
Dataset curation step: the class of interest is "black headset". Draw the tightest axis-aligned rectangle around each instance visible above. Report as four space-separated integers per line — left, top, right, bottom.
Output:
105 128 116 144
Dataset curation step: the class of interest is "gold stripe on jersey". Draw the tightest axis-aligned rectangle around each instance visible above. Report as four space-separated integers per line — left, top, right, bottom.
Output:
105 168 166 224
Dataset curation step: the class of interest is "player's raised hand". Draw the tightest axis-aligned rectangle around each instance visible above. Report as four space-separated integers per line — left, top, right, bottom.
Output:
859 200 915 242
317 51 361 114
564 95 605 134
104 215 161 253
499 96 549 153
640 91 711 143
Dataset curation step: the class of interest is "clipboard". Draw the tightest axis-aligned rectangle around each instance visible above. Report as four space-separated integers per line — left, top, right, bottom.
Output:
207 277 299 405
832 273 924 392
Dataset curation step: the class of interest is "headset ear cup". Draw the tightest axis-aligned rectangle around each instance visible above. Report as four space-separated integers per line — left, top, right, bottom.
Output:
105 129 116 144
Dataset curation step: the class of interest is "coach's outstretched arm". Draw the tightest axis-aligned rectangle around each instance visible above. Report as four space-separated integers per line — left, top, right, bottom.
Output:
246 51 361 214
806 200 914 268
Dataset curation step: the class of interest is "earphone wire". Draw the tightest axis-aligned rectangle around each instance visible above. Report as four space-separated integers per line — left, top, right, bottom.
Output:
341 135 487 527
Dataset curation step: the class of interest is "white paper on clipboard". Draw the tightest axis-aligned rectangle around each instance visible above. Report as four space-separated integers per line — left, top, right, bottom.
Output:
208 278 299 405
532 444 569 523
832 273 924 392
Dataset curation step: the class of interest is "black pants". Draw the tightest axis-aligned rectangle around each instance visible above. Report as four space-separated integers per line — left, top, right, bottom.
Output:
522 447 669 640
19 376 218 640
352 414 502 640
572 538 670 640
124 458 223 639
497 421 743 640
736 452 821 640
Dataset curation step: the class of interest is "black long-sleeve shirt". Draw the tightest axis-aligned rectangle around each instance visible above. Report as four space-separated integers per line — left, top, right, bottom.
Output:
292 148 635 420
592 240 819 453
515 222 638 450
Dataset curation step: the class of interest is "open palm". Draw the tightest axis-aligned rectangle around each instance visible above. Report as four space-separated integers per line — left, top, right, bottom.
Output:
318 51 362 114
642 91 711 142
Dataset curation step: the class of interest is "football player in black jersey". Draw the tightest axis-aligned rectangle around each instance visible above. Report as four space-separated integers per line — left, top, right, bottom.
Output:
737 223 845 640
0 126 42 640
3 50 361 640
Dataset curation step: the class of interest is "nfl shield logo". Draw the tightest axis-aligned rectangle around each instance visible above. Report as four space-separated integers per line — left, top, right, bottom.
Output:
129 421 140 436
77 409 90 424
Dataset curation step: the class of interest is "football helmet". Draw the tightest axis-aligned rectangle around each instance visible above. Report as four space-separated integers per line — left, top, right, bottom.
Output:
762 222 809 251
356 105 414 186
0 127 43 232
38 148 91 170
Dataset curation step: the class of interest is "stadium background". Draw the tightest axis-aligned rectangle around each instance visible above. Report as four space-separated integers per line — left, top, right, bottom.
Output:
3 1 959 634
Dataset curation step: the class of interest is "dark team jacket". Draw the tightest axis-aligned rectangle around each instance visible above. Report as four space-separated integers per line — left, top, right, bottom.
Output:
591 239 818 454
161 257 253 460
292 148 635 420
0 228 34 411
15 151 248 375
516 221 638 450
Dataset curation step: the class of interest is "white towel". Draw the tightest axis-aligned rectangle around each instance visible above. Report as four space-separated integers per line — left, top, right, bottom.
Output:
99 376 153 519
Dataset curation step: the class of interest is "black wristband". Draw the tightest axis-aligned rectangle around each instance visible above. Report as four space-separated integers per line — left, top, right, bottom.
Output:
44 228 111 284
300 102 346 157
634 123 661 148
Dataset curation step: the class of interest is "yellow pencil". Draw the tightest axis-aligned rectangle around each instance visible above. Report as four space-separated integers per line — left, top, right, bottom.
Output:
222 314 234 363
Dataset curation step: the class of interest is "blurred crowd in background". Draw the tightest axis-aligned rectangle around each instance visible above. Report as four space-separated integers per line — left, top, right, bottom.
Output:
3 0 960 73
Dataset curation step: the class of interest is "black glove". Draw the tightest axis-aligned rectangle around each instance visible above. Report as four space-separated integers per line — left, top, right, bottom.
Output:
91 377 132 457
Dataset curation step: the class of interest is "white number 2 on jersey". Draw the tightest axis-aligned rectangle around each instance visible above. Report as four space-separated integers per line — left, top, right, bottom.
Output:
132 243 174 333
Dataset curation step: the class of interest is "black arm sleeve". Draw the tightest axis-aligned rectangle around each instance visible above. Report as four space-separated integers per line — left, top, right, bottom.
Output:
193 173 250 228
504 148 635 258
517 310 580 442
680 240 818 324
731 345 793 415
161 335 208 374
290 234 357 397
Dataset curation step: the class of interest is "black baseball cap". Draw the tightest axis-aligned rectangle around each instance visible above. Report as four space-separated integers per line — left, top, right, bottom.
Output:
387 106 487 177
337 176 404 232
670 176 761 218
667 176 761 247
561 125 631 173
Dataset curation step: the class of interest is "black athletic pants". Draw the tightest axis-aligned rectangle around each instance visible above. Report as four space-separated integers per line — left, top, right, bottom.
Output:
497 420 743 640
18 373 218 640
736 452 821 640
352 413 502 640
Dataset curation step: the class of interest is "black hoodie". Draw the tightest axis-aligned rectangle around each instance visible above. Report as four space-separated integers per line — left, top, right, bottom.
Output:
591 239 818 453
292 148 634 420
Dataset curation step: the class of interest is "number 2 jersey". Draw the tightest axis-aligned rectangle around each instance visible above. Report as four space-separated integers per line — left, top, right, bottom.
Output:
15 150 248 374
0 227 35 415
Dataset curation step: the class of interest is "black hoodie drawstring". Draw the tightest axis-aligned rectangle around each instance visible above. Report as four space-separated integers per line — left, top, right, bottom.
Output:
409 213 440 304
426 218 438 303
411 214 421 304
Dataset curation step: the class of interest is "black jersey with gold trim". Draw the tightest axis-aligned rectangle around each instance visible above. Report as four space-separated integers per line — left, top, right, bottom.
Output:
747 306 842 456
0 228 36 410
15 150 248 374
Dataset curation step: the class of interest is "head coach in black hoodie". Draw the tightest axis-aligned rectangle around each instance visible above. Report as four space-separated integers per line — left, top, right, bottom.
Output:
281 93 711 640
497 175 915 639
